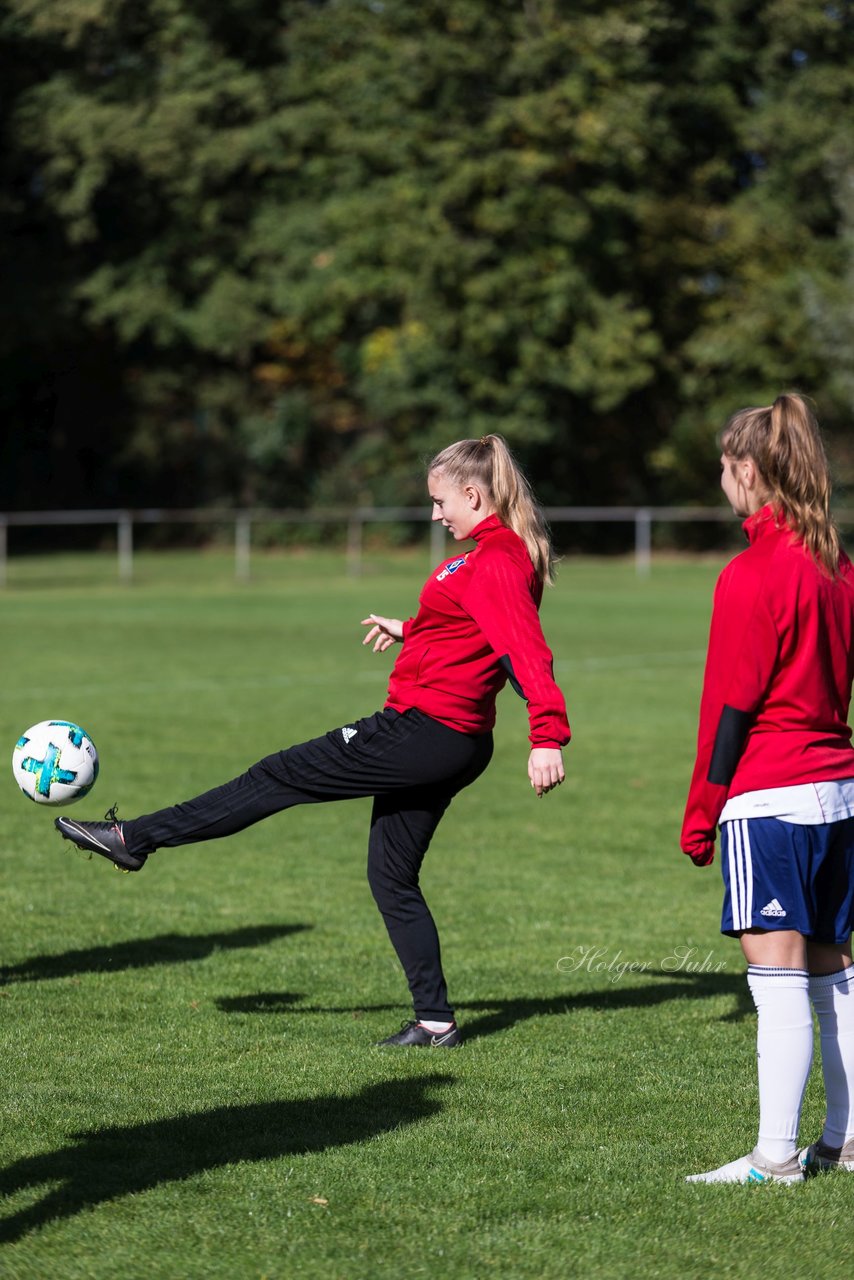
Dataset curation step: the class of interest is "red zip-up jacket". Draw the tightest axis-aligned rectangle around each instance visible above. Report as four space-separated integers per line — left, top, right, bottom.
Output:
385 514 570 747
682 504 854 865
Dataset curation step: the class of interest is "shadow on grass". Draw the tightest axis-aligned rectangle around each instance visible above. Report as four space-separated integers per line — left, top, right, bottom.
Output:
0 1075 452 1244
216 969 754 1034
0 924 310 985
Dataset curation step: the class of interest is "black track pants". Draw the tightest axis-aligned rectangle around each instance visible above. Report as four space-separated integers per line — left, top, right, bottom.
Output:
124 709 494 1020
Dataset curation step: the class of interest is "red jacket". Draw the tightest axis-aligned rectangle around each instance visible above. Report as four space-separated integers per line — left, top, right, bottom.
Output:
385 514 570 747
682 504 854 864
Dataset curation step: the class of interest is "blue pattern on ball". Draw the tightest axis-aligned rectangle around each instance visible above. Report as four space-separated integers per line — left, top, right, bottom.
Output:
48 721 87 749
20 743 78 798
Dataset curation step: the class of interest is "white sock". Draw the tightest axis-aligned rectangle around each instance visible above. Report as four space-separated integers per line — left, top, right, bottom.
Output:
418 1019 454 1033
809 966 854 1147
747 965 812 1162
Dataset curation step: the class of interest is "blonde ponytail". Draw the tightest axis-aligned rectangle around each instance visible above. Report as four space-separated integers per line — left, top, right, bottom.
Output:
428 435 556 584
721 393 841 575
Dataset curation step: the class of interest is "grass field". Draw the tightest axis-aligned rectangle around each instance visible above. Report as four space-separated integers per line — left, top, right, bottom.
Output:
1 548 850 1279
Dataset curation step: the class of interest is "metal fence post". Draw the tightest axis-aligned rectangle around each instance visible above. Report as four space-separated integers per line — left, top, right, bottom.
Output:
347 515 362 576
235 514 251 582
118 513 133 583
635 508 652 577
429 518 444 567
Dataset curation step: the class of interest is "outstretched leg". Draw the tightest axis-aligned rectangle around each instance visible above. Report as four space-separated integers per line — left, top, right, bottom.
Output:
56 708 493 873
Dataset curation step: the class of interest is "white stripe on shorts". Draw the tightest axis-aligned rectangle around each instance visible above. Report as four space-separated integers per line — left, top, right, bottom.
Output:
726 819 754 932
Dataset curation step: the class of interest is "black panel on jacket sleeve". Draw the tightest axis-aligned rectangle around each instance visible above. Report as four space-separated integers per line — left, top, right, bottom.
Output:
499 655 526 700
708 705 753 786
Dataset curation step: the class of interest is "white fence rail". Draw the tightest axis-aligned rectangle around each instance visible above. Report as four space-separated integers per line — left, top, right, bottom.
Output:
2 505 852 585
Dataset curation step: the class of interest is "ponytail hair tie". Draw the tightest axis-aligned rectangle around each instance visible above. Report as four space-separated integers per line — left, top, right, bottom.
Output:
479 435 491 447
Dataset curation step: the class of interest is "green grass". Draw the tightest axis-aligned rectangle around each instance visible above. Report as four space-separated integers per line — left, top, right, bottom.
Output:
0 550 849 1279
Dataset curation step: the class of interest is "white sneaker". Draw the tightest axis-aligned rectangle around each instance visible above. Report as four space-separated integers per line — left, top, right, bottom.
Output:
799 1137 854 1174
686 1147 804 1184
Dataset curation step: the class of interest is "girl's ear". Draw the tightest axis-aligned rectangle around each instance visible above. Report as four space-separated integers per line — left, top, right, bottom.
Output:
741 457 759 491
464 483 482 509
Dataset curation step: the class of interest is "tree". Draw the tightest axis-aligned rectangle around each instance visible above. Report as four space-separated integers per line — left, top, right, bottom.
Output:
2 0 852 521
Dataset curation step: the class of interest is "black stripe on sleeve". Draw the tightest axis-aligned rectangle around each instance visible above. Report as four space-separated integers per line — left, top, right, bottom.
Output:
707 704 753 786
499 654 526 700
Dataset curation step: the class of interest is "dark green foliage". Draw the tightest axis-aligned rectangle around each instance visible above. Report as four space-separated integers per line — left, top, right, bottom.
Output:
1 1 852 512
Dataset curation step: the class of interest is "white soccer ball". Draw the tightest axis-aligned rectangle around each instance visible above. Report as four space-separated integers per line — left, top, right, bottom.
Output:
12 720 99 806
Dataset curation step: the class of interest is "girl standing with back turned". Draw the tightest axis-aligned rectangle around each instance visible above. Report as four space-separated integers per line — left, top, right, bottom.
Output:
56 435 570 1047
682 393 854 1183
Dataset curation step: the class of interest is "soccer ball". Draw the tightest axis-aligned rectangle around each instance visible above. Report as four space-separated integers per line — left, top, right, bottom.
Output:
12 721 99 806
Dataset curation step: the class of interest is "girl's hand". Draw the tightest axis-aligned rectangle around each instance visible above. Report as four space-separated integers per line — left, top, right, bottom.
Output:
361 614 404 653
528 748 565 797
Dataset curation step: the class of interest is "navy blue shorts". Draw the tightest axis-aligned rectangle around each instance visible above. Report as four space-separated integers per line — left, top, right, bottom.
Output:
720 816 854 943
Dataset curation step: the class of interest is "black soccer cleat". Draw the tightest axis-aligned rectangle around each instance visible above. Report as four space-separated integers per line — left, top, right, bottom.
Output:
55 806 147 873
376 1019 462 1048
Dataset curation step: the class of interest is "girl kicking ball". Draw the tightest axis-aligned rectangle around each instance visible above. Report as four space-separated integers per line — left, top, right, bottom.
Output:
56 435 570 1048
682 393 854 1183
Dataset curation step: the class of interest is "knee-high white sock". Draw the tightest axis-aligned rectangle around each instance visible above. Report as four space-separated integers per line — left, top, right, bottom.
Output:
746 965 813 1162
809 966 854 1147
